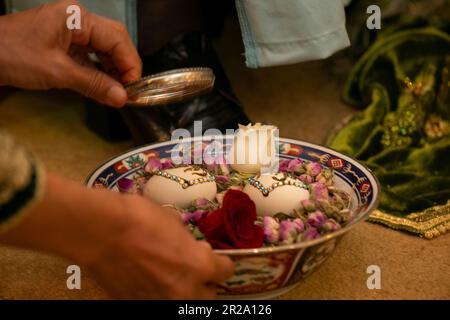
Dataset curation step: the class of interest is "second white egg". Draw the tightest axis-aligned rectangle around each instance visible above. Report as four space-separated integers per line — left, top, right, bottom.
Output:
243 173 310 217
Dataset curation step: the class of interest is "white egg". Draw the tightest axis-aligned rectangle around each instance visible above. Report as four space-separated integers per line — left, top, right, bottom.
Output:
229 123 277 175
243 173 309 217
143 166 217 208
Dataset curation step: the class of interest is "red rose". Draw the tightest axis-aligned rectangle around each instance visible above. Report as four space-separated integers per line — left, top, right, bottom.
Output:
197 190 264 249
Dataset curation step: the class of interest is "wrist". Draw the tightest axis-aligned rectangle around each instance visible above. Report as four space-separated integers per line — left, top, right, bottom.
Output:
0 172 130 266
47 176 133 266
66 189 133 266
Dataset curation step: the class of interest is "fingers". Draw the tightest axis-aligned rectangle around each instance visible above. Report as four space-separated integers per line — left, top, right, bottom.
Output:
96 53 122 81
71 11 142 84
212 254 235 283
65 57 127 107
198 241 235 284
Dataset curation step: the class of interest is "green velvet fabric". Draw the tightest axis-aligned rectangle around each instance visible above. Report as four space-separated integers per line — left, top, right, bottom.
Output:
329 26 450 217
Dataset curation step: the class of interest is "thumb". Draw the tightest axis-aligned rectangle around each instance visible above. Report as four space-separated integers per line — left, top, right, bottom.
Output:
66 60 128 108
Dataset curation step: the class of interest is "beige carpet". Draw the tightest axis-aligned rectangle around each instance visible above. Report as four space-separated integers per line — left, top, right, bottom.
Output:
0 22 449 300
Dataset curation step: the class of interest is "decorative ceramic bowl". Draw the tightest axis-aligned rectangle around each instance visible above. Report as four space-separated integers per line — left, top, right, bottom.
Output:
86 136 380 299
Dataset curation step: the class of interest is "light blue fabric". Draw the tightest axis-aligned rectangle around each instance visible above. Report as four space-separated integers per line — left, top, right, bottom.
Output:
5 0 138 44
7 0 350 69
235 0 350 68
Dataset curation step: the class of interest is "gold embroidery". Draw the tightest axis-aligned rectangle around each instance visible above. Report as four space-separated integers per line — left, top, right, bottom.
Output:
369 200 450 239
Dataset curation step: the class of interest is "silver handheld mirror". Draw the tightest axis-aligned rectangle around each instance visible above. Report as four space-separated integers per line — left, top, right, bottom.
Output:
124 67 215 107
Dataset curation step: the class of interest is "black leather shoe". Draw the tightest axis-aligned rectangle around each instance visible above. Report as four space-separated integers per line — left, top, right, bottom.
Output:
119 32 250 145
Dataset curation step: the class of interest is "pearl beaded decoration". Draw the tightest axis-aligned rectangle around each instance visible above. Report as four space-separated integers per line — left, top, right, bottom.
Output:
154 167 216 189
247 174 308 197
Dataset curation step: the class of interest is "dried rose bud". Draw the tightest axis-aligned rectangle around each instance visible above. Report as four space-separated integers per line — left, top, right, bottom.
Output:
292 218 305 233
299 174 313 184
144 156 162 173
315 174 328 185
330 208 351 223
193 198 210 209
302 227 320 241
263 216 280 244
323 204 340 217
263 216 278 228
182 210 209 223
288 159 303 172
321 219 341 233
180 212 189 223
307 210 327 228
278 159 290 173
206 162 218 174
117 178 135 194
300 199 316 212
311 182 329 201
306 162 322 177
322 168 333 179
279 220 303 245
215 175 231 184
331 193 346 210
160 158 174 169
205 155 228 175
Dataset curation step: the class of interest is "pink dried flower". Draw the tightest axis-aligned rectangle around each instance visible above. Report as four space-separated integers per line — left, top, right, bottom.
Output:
278 160 290 173
292 218 305 232
160 158 174 169
321 219 341 233
193 198 210 209
264 216 279 229
144 156 162 173
215 175 231 184
217 156 230 175
117 178 135 194
302 227 320 241
205 155 229 175
300 199 316 212
206 162 218 173
306 162 322 177
315 168 333 185
263 216 280 244
315 174 328 185
299 174 313 184
288 159 303 172
311 182 329 201
279 220 304 245
307 211 327 228
182 210 209 223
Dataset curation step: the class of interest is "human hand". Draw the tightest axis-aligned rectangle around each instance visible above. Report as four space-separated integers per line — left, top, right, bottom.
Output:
0 173 234 299
0 0 142 107
84 194 235 299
